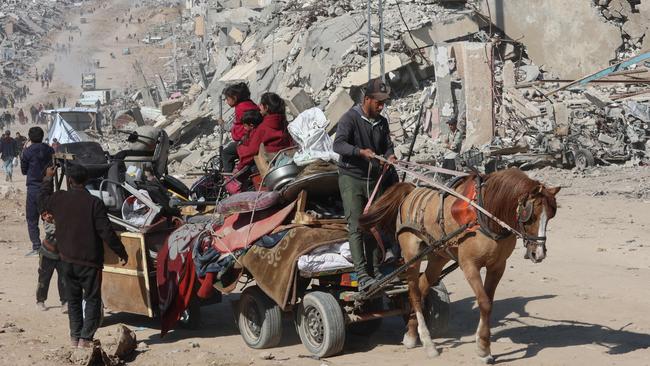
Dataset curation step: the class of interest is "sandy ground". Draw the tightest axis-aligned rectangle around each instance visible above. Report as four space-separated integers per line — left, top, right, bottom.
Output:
1 1 650 365
1 166 649 366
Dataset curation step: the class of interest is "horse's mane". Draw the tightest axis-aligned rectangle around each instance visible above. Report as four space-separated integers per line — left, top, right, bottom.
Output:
479 168 556 234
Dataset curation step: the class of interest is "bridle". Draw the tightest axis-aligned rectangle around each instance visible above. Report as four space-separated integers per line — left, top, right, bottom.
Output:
516 195 548 253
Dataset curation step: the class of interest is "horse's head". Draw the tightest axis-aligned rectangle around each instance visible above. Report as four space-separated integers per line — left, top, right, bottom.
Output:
517 184 561 263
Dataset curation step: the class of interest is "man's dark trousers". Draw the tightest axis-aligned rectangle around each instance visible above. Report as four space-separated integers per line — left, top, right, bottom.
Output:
37 254 65 304
26 187 41 250
60 261 102 340
339 173 383 278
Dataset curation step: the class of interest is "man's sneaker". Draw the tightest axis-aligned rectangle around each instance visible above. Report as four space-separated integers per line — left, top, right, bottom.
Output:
70 337 79 347
25 249 39 257
77 339 94 349
36 302 46 311
358 274 377 292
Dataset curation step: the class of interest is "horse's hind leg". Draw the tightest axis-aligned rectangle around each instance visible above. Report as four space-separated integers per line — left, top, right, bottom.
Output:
400 231 439 358
462 261 495 364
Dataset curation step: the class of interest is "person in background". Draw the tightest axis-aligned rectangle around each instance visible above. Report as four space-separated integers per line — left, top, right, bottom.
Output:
220 82 259 172
40 164 128 348
333 78 397 290
235 92 293 172
21 127 54 257
14 132 26 154
441 117 465 173
0 130 18 182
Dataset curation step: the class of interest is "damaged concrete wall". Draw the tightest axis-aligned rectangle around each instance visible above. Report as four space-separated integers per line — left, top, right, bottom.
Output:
480 0 622 79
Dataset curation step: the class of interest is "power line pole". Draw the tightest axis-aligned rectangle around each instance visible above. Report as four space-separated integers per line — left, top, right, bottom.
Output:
378 0 385 82
367 0 372 83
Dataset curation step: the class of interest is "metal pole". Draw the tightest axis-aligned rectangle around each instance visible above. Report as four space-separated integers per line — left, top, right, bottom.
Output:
378 0 385 82
401 88 433 181
367 0 372 83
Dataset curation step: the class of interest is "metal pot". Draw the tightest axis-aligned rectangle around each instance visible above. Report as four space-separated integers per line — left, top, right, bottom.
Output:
263 163 299 191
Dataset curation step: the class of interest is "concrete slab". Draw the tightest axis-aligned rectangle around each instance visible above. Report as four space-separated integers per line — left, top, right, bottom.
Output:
432 44 454 134
160 99 184 116
293 13 366 93
340 53 407 88
453 42 494 151
282 88 314 117
479 0 622 79
325 88 355 133
402 14 482 49
218 61 258 82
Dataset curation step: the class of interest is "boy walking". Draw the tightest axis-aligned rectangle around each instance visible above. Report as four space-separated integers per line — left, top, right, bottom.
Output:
40 164 128 347
36 210 67 313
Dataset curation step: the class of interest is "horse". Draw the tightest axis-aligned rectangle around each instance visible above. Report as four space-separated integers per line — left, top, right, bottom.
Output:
359 168 560 363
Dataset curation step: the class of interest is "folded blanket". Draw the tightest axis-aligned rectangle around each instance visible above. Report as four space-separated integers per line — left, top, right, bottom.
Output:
241 224 348 310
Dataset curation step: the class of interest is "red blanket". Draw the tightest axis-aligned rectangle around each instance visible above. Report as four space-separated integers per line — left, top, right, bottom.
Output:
156 223 205 336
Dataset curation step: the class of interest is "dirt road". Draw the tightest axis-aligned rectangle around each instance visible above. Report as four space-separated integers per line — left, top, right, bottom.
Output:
11 0 174 137
1 166 649 365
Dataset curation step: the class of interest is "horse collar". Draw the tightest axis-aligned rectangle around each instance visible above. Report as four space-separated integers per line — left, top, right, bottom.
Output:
473 175 512 241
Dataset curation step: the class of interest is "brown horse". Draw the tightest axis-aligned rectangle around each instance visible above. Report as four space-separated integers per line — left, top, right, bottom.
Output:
359 168 560 363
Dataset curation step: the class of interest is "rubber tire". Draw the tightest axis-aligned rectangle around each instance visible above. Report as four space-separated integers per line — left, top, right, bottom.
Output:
238 286 283 349
424 282 451 338
296 291 346 358
347 298 383 336
574 149 595 170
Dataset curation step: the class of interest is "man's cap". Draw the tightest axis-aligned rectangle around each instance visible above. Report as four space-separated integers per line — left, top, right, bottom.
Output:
445 117 457 125
365 78 391 102
4 130 9 135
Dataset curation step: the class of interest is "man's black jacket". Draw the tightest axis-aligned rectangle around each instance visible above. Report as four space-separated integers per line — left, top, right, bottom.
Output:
39 177 127 268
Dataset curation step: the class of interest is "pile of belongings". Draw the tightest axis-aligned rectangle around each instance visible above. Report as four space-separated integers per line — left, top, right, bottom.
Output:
156 190 293 335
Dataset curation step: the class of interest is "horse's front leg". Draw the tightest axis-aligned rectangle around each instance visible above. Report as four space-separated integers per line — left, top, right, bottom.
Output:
462 262 495 364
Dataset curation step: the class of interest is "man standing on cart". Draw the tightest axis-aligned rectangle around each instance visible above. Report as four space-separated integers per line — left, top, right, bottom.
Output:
333 78 397 290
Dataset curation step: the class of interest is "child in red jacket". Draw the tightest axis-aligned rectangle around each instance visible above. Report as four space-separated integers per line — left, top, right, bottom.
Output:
235 92 293 171
220 82 259 172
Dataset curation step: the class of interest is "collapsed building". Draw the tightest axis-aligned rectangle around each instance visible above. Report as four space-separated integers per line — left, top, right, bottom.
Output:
5 0 649 173
123 0 647 174
0 0 73 96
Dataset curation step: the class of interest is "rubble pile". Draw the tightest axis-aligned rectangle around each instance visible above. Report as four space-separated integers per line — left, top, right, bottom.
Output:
96 0 650 173
0 0 73 95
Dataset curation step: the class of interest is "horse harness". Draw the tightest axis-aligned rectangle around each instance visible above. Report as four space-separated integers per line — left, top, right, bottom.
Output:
395 174 546 257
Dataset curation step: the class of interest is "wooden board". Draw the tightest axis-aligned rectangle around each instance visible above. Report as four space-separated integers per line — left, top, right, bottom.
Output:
102 232 155 317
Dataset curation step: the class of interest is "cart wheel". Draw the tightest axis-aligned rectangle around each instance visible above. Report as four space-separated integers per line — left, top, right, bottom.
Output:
180 296 202 330
295 291 345 358
424 282 450 337
238 286 282 349
347 298 383 336
574 149 595 170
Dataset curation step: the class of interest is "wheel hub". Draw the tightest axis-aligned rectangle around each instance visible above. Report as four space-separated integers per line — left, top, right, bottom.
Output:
305 306 324 344
245 305 261 338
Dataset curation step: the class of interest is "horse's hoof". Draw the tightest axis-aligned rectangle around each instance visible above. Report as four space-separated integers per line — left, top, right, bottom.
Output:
477 355 495 364
402 334 417 349
426 346 440 358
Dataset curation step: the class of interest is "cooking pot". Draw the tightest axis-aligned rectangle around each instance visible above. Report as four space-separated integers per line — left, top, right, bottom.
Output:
263 162 299 191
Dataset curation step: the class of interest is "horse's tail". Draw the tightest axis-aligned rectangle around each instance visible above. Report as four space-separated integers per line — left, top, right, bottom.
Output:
359 182 415 235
